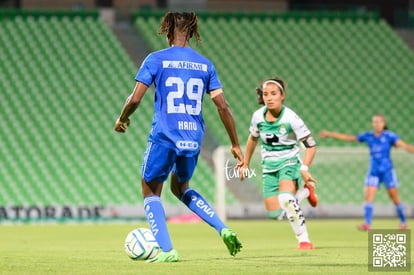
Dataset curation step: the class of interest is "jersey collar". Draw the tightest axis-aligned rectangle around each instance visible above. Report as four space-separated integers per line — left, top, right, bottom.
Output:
263 105 285 123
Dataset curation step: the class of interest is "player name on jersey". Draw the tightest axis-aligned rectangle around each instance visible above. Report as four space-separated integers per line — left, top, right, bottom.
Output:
178 120 197 130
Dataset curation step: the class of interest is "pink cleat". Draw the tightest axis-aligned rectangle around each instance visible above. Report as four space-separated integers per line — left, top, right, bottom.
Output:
400 223 407 230
357 223 371 231
304 183 318 207
297 242 314 250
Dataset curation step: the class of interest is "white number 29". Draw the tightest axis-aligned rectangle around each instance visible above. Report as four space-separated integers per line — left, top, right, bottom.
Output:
166 77 203 115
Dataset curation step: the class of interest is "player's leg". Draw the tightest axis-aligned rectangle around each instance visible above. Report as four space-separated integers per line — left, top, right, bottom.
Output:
278 188 316 220
262 171 316 221
266 189 313 221
142 179 179 263
262 172 285 219
358 175 379 231
277 165 313 249
384 170 406 229
171 155 242 256
264 196 283 219
303 182 318 207
141 142 178 262
267 188 315 220
171 174 227 232
387 188 407 229
358 186 377 231
295 188 309 203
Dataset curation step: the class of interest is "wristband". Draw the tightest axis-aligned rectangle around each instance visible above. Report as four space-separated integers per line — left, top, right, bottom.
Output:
300 164 309 171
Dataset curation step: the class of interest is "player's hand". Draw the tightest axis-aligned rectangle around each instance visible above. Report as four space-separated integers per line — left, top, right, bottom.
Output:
239 165 249 181
231 146 244 169
114 118 130 133
318 130 330 138
301 170 317 187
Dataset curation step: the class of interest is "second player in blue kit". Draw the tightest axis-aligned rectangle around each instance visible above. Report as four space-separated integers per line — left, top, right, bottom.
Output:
319 114 414 231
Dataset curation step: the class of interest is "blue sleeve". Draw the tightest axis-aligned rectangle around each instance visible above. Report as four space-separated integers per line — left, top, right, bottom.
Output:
387 131 400 145
206 64 222 93
135 54 157 86
356 132 368 143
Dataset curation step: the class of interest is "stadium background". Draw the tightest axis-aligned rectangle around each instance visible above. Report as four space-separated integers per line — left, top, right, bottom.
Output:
0 0 413 222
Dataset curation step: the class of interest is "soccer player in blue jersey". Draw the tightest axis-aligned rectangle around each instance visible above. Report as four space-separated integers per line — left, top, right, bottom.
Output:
114 12 243 262
319 114 414 231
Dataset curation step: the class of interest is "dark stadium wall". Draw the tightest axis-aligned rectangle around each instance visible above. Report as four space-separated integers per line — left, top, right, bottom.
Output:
13 0 288 12
6 0 289 21
96 0 113 7
289 0 411 27
206 0 287 11
21 0 95 9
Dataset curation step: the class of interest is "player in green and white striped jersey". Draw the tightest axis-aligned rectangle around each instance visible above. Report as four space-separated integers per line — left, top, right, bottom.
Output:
240 77 318 250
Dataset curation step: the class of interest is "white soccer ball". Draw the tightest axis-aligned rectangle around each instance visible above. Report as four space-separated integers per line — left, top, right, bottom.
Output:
124 228 161 260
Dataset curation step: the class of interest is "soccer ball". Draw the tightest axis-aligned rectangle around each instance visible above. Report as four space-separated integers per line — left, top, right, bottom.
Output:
124 228 161 260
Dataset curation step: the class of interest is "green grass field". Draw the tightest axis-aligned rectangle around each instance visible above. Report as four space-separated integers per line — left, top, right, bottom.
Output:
0 219 412 274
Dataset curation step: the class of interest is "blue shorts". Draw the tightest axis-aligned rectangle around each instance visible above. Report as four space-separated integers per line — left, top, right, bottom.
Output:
141 142 199 183
365 169 399 189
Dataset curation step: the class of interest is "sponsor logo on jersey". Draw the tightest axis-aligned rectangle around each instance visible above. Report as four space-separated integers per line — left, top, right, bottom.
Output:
176 140 199 150
279 124 287 135
162 60 207 72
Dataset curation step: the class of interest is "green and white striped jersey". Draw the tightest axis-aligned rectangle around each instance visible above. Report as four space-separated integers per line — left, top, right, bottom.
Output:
249 105 311 173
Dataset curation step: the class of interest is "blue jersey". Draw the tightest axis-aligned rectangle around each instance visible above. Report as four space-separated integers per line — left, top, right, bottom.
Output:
356 130 400 174
135 46 222 156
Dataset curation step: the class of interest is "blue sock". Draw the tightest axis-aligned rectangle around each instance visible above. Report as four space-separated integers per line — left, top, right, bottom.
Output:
364 203 373 225
396 203 406 224
180 188 227 234
144 196 173 252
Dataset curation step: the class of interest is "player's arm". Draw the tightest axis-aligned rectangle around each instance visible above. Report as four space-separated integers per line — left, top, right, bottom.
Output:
394 139 414 154
114 81 148 133
210 89 244 166
318 130 357 142
300 135 317 185
240 135 258 181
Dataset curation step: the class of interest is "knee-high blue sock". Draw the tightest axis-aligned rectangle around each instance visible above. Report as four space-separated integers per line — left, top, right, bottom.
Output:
180 188 226 234
396 203 406 224
144 196 173 252
364 203 373 225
